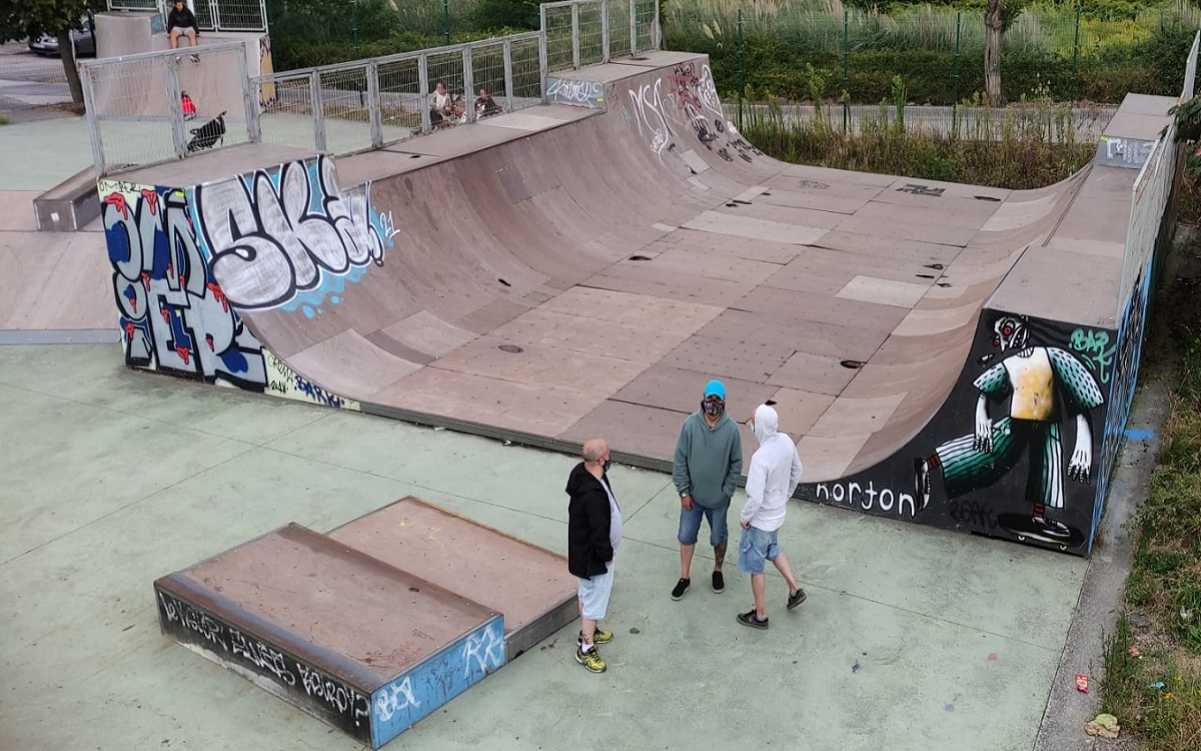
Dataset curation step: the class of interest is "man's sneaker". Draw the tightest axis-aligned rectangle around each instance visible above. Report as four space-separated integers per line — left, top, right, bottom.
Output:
787 588 807 610
736 609 769 630
587 628 613 645
575 645 606 673
671 578 690 600
712 570 725 593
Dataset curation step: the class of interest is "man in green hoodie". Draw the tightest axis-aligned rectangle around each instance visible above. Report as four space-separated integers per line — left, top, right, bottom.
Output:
671 379 742 599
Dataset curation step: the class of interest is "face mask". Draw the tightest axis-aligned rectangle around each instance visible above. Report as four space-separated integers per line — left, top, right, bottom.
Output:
702 399 724 417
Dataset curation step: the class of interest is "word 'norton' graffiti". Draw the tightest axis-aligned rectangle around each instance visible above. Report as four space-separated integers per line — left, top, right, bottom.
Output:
815 481 919 517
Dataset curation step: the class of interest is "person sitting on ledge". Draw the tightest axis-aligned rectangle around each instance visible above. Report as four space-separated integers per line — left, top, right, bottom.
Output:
475 86 502 119
430 80 465 127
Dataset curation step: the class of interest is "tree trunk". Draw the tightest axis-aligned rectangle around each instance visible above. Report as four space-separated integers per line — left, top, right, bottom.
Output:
58 29 83 105
984 0 1003 106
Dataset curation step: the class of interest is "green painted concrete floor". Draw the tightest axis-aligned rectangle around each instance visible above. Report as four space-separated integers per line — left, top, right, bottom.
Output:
0 344 1089 750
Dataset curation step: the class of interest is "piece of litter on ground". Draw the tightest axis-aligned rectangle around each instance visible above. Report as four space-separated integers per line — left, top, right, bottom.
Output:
629 627 640 634
503 440 512 446
1149 681 1166 690
987 652 999 662
944 704 954 712
1085 713 1120 739
1075 674 1089 693
851 659 861 673
1128 644 1141 657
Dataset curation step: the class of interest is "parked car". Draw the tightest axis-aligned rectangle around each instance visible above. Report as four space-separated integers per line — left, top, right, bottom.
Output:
28 15 96 58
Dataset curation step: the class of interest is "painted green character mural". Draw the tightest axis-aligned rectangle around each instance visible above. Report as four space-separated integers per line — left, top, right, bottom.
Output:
914 315 1105 549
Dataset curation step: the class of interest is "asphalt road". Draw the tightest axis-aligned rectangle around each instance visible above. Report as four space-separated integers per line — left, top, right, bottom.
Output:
0 42 77 123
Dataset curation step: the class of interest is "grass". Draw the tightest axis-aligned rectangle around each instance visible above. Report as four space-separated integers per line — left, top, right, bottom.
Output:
737 91 1095 189
1101 217 1201 750
0 114 9 126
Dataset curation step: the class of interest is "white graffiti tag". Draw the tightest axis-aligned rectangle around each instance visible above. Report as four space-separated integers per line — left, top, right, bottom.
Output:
461 622 505 677
195 155 378 310
374 676 420 722
627 78 674 157
547 78 605 107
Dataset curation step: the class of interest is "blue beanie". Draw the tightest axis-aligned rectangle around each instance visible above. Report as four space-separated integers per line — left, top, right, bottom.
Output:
703 379 726 400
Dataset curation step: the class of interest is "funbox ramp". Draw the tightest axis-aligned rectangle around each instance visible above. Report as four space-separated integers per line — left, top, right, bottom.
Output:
154 497 576 748
100 51 1171 555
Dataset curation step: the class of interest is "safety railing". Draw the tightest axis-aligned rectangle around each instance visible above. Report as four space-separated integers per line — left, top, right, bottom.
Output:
541 0 661 73
80 41 259 175
255 31 546 156
106 0 268 34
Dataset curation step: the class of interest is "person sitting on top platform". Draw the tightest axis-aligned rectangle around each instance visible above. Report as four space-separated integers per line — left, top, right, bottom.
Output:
167 0 200 52
430 80 465 127
475 87 502 119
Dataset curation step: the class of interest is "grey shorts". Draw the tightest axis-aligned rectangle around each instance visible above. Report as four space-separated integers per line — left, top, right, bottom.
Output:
577 565 614 620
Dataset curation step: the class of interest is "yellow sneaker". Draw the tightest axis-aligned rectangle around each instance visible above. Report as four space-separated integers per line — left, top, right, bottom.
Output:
575 645 607 673
592 628 614 644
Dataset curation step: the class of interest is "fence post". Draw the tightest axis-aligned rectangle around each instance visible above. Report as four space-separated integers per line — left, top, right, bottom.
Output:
602 0 611 63
165 58 188 159
310 70 327 152
239 48 262 144
539 31 549 102
654 0 661 49
443 0 451 45
953 11 961 132
1073 1 1081 101
503 39 515 112
418 54 431 132
367 61 382 147
843 7 849 133
736 8 744 130
630 0 637 54
571 4 581 69
463 46 476 123
79 65 106 176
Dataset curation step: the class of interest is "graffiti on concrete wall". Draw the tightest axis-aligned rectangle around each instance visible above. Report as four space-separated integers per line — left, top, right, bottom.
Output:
193 155 387 316
667 62 758 164
265 350 360 411
546 77 605 108
101 179 267 389
627 77 673 157
370 616 505 747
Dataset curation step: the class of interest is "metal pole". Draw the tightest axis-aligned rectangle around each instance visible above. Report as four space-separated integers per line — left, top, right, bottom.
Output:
953 11 961 131
1073 1 1081 101
165 58 188 159
239 49 261 143
503 39 515 112
418 54 431 132
843 7 849 133
539 31 549 102
602 0 611 63
443 0 451 45
79 66 106 176
463 46 476 123
367 61 382 147
571 4 581 69
310 70 327 152
654 0 661 49
630 0 637 54
736 8 744 130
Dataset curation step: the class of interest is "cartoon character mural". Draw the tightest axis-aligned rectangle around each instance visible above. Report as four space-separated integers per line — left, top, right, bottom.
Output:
913 314 1105 550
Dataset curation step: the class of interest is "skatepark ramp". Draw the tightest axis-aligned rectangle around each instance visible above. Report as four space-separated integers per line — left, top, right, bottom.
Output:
93 4 1196 558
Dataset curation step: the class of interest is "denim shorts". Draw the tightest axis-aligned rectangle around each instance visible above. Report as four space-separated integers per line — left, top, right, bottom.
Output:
677 501 729 547
577 565 615 620
737 526 780 575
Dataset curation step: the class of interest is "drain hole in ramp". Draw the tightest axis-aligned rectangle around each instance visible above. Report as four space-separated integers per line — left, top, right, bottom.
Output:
937 282 952 287
629 255 652 261
841 360 865 369
765 399 778 406
499 344 524 354
725 202 741 208
974 195 1002 202
408 154 422 159
498 278 511 287
924 263 945 270
915 273 936 279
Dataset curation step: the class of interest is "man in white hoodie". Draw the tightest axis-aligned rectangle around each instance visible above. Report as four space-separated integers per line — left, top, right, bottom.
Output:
736 403 807 629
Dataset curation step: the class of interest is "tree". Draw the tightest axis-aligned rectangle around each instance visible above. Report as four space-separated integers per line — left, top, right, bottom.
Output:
982 0 1030 106
0 0 107 106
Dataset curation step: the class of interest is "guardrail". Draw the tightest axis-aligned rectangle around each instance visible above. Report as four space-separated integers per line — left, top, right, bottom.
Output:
541 0 660 72
106 0 268 34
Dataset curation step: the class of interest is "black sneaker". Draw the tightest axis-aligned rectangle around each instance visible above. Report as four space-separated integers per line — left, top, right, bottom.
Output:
737 609 769 629
787 588 807 610
671 578 690 600
712 570 725 593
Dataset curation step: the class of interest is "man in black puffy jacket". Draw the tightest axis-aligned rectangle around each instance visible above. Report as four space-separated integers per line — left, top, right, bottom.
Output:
566 438 622 674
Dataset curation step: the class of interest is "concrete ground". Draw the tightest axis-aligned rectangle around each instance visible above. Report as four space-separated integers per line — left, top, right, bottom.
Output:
0 343 1093 751
0 43 77 124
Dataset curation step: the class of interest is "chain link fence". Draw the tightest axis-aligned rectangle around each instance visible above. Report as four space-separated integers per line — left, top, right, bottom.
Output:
542 0 661 73
80 41 258 174
105 0 267 33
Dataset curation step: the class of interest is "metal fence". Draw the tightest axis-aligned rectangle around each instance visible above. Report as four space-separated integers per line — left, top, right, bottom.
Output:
105 0 267 33
80 41 259 175
541 0 661 72
255 31 547 156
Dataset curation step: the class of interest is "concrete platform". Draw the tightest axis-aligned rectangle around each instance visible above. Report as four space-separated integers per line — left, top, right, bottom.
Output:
154 523 506 748
329 497 578 660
